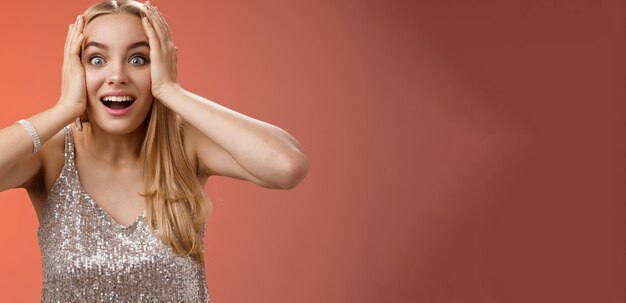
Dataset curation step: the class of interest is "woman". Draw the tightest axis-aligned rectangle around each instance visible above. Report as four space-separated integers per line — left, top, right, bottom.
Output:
0 0 308 302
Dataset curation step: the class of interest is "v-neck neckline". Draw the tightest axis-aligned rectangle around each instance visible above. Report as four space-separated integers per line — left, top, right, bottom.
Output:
67 125 146 230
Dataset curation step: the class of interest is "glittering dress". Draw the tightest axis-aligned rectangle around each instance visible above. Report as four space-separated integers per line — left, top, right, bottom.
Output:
37 125 210 302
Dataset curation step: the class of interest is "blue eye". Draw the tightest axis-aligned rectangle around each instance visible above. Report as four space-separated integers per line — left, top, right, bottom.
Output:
130 56 147 65
89 56 105 66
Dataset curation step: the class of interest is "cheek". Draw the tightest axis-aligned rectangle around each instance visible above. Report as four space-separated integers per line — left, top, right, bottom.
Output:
84 70 102 99
130 70 152 93
84 68 104 87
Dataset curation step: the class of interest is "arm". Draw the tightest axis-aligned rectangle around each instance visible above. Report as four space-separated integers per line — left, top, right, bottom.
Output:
142 4 309 189
161 85 309 190
0 15 86 192
0 105 77 191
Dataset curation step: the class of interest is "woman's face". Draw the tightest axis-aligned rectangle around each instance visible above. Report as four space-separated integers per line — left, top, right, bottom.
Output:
81 13 153 135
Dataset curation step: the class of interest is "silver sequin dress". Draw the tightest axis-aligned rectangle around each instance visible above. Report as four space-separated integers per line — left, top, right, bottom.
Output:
37 125 211 302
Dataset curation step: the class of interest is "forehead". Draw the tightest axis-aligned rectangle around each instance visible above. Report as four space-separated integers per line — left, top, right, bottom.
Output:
83 13 146 45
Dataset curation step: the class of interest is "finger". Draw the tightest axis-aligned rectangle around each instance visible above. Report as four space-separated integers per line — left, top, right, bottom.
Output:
141 15 161 54
76 15 85 36
64 23 74 54
64 24 73 63
67 16 80 50
65 16 79 51
151 6 172 43
146 6 166 45
73 15 85 56
67 16 83 59
145 5 168 50
70 33 85 58
148 5 176 54
65 20 79 63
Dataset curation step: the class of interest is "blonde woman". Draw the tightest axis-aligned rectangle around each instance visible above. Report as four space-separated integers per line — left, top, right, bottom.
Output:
0 0 308 301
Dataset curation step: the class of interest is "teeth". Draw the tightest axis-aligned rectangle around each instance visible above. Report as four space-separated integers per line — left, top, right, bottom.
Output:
101 96 135 102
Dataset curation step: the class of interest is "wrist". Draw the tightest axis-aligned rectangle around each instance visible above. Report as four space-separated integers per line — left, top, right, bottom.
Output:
153 82 182 103
54 101 82 121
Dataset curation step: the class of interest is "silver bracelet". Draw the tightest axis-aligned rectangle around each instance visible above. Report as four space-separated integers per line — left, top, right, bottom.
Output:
16 119 42 153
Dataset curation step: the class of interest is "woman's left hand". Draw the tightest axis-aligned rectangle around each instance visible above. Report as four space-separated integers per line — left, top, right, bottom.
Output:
141 1 178 99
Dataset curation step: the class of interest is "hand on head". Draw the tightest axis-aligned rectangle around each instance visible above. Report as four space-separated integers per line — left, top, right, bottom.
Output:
140 1 179 100
55 1 180 131
57 15 87 119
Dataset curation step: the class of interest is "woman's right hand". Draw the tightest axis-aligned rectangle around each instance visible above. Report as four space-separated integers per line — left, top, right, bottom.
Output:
56 15 87 117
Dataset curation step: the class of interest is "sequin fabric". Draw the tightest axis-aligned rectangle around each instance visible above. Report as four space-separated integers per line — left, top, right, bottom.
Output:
37 125 210 302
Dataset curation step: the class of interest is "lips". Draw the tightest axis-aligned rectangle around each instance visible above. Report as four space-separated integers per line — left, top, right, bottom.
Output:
99 92 137 115
100 92 135 109
101 96 135 109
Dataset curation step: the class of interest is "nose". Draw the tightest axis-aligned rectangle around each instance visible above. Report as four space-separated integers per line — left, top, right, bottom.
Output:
105 62 129 85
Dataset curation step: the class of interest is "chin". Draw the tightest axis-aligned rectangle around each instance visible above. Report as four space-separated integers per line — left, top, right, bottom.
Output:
88 112 151 136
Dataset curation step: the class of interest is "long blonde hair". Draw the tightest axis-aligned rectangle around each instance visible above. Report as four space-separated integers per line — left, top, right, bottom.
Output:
82 0 211 265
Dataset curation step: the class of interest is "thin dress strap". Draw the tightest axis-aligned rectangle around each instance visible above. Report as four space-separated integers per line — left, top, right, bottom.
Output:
62 125 75 167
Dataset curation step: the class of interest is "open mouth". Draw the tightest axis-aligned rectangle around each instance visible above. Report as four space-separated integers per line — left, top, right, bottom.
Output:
100 96 136 109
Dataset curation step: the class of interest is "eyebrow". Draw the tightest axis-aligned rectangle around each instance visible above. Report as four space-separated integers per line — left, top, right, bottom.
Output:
83 41 149 51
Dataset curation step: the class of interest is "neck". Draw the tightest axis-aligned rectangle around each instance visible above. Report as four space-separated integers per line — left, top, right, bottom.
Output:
81 121 148 167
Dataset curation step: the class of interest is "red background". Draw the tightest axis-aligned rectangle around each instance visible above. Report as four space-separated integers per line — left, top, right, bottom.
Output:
0 0 623 302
